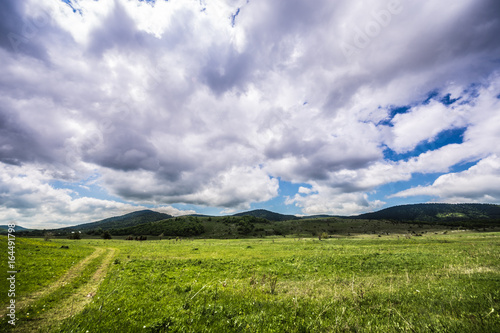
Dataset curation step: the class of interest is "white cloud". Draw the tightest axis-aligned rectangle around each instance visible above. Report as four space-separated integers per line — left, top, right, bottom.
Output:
102 165 279 210
298 186 313 194
287 183 385 216
0 164 193 228
392 155 500 202
388 100 468 154
390 77 500 175
179 166 279 209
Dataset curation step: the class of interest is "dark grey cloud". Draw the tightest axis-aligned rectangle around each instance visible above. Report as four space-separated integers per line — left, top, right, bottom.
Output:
0 0 47 58
87 2 150 57
264 134 325 160
431 0 500 57
363 0 500 90
0 0 77 62
0 106 54 165
82 129 159 171
0 0 23 49
201 46 254 95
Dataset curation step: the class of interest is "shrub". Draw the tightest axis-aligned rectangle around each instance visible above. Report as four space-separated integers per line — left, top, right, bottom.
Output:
102 231 112 239
68 232 81 240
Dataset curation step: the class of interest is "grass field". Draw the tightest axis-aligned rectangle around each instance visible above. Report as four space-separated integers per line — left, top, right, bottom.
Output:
1 232 499 332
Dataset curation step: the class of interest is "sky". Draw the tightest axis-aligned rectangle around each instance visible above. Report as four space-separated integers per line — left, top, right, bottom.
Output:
1 0 500 229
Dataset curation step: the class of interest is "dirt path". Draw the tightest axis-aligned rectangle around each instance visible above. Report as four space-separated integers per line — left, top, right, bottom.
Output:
11 247 117 333
44 247 117 322
1 246 105 319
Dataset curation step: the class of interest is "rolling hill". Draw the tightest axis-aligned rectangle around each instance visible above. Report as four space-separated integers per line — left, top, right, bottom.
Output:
355 203 500 222
232 209 300 221
60 210 173 231
112 217 205 238
0 225 30 232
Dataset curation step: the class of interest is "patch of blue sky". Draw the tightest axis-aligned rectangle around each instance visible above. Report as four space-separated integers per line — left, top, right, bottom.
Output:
369 158 481 208
170 204 224 216
137 0 158 5
440 93 461 105
248 198 303 216
278 178 312 196
449 159 479 173
60 0 82 15
374 194 437 210
377 105 410 127
383 127 467 162
183 179 312 216
422 89 439 105
242 197 301 215
246 179 311 215
379 89 463 128
368 172 442 207
451 83 482 106
231 8 240 27
247 202 301 216
462 83 481 98
423 89 463 106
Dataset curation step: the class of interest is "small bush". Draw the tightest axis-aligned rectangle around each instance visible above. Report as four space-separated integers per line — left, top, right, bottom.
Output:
102 231 112 239
68 232 81 240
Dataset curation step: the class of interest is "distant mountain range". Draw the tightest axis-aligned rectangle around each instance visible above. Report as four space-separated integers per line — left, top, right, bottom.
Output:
355 203 500 222
14 203 500 235
55 209 299 232
233 204 500 222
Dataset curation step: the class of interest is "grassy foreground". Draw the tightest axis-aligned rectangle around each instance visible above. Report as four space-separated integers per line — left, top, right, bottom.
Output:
1 232 500 332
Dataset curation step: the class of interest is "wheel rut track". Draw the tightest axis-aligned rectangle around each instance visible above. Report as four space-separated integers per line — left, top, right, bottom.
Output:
8 247 117 333
1 246 104 318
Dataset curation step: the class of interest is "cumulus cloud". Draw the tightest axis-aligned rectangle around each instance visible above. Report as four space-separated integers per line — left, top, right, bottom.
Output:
1 0 500 225
0 163 193 228
286 183 386 216
101 165 278 209
392 155 500 203
388 101 468 154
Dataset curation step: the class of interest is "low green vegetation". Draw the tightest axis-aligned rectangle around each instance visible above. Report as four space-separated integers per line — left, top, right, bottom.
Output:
2 232 498 332
0 237 94 301
20 215 500 241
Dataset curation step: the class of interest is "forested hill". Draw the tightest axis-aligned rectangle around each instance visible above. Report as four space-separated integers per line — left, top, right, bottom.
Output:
60 210 173 231
0 225 30 232
355 203 500 222
233 209 301 221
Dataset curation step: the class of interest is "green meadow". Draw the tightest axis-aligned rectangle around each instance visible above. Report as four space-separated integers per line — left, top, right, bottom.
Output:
1 232 499 332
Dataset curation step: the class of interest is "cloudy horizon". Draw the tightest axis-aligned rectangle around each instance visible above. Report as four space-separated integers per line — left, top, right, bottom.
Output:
1 0 500 228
